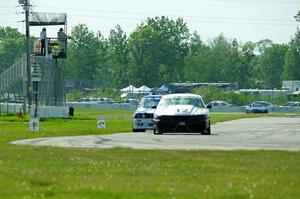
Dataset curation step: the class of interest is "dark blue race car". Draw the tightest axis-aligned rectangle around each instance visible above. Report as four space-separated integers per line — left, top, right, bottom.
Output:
245 101 272 113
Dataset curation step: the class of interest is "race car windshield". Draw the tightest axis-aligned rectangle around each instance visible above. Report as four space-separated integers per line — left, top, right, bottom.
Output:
161 97 204 108
139 97 161 108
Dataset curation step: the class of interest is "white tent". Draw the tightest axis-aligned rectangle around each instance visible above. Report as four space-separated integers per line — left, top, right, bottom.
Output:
137 85 151 93
120 85 138 93
293 91 300 95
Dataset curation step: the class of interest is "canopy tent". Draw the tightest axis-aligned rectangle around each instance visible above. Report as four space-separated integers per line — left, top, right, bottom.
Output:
136 85 151 93
120 85 138 93
293 91 300 95
158 84 169 92
29 12 67 26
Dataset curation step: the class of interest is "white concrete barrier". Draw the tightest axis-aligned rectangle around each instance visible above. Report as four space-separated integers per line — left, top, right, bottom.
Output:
0 103 23 115
30 106 69 118
67 102 138 111
1 103 300 116
210 106 244 113
0 103 69 118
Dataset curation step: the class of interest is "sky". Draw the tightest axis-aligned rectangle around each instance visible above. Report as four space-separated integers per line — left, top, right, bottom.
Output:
0 0 299 44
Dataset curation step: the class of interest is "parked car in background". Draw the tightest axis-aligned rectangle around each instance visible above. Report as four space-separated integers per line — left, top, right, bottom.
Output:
122 98 140 105
245 101 273 113
78 97 115 104
153 93 211 135
99 97 115 104
132 95 162 132
279 101 300 107
207 100 231 107
78 97 98 103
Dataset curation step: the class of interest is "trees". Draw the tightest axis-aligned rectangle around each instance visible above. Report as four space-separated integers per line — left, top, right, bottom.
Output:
255 39 273 54
128 25 160 87
62 24 109 88
284 11 300 81
295 11 300 22
237 41 257 88
208 34 240 83
0 27 24 73
184 34 241 84
107 25 129 88
128 16 190 86
283 28 300 80
258 44 288 89
184 32 210 82
1 19 299 92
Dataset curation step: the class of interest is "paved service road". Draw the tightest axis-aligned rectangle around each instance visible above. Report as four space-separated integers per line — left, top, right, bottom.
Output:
11 117 300 151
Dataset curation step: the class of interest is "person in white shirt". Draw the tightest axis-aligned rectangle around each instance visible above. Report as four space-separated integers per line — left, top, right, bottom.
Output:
40 27 46 55
57 28 67 56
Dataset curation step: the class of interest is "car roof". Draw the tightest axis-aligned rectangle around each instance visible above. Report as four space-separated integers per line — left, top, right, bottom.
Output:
143 95 162 98
162 93 201 98
253 101 272 104
210 100 227 103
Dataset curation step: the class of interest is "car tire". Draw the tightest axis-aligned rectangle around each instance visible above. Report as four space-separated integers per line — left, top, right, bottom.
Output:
154 128 162 135
202 126 211 135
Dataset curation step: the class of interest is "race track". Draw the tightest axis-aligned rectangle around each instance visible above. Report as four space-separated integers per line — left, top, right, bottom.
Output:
11 117 300 151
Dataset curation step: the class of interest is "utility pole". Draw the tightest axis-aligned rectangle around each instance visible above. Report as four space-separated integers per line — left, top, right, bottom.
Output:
22 0 32 114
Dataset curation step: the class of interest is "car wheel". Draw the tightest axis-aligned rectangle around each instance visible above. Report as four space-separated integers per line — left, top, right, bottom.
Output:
154 128 162 135
202 126 211 135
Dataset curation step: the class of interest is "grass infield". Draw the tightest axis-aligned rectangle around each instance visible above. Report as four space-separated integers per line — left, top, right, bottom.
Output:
0 110 299 198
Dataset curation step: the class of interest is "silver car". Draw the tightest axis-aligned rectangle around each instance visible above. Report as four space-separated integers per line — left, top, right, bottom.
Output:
132 95 162 132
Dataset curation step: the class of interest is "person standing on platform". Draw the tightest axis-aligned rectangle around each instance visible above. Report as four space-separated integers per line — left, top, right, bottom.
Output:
40 27 47 56
57 28 67 56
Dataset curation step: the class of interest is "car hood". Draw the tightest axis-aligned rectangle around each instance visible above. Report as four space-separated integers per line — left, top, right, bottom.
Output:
134 107 155 114
155 105 209 116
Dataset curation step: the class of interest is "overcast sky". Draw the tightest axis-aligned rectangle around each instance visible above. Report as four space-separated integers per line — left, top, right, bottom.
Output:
1 0 299 44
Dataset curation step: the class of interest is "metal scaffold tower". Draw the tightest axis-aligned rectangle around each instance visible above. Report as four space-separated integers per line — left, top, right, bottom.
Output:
0 0 68 117
0 56 66 111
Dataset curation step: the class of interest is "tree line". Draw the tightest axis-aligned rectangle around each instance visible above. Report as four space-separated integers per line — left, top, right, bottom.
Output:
1 14 299 90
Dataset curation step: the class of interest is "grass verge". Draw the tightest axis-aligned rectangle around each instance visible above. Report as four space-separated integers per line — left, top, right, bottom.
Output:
0 110 299 198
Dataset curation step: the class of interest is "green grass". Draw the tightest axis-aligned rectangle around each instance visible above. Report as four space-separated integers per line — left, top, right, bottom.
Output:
0 110 299 198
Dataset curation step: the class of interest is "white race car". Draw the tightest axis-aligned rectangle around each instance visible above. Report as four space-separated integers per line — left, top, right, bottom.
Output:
132 95 162 132
153 93 211 135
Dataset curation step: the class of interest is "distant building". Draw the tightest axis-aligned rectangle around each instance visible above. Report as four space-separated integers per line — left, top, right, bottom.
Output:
239 89 288 98
282 81 300 94
168 82 238 93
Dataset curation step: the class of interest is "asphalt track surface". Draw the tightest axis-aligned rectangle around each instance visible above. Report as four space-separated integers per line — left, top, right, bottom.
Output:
12 117 300 151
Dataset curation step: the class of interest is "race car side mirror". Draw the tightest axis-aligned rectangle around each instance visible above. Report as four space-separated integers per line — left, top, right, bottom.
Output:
206 104 212 109
152 105 157 109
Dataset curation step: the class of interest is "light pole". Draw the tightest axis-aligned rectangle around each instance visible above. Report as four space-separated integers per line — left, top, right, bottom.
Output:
19 0 32 114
